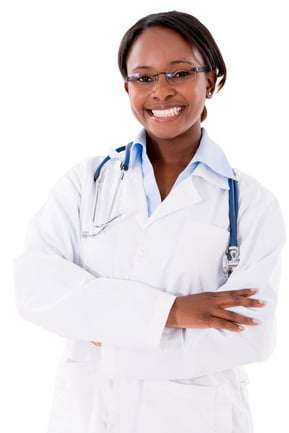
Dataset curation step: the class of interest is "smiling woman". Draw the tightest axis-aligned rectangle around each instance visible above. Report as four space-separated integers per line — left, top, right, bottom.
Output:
13 10 286 433
124 26 215 147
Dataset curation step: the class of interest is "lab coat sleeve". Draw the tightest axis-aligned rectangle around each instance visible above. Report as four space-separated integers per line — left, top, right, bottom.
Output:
13 161 176 350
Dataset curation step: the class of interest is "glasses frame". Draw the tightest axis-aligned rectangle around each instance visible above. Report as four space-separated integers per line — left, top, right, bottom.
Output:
126 66 211 86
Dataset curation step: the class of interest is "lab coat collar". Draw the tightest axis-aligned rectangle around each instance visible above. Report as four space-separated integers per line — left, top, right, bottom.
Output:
192 164 234 190
193 129 237 181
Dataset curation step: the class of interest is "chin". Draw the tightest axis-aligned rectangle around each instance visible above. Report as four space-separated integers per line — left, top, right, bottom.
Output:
147 124 189 141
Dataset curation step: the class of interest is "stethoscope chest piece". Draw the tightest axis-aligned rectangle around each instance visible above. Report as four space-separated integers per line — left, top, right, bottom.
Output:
223 245 240 279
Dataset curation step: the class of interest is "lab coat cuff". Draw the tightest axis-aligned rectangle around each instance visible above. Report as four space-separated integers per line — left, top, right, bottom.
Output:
149 292 176 349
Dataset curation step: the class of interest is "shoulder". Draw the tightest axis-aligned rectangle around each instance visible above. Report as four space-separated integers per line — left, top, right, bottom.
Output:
51 155 105 196
234 168 278 206
68 155 105 183
234 168 285 236
34 156 107 214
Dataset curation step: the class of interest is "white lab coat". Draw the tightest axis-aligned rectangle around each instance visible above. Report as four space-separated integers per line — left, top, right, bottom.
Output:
14 134 285 433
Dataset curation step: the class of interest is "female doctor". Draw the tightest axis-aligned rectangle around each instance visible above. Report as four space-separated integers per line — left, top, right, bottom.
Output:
14 10 285 433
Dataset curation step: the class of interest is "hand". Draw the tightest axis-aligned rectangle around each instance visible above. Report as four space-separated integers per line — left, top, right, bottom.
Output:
91 341 102 347
166 289 264 332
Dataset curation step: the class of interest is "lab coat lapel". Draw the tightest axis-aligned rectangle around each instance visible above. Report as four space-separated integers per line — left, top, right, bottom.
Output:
145 165 232 225
120 163 230 227
147 176 202 225
120 168 202 227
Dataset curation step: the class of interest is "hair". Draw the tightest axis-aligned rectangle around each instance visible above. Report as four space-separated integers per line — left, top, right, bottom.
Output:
118 11 227 121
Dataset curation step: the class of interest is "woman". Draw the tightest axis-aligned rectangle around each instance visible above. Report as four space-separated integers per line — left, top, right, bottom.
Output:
14 10 285 433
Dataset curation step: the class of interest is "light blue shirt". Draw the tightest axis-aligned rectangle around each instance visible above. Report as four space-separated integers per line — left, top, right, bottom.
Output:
129 128 235 216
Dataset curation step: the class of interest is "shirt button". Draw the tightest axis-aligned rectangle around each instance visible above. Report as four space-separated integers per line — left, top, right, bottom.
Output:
108 413 121 425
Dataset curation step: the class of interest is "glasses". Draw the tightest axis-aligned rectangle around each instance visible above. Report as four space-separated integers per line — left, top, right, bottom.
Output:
126 66 211 88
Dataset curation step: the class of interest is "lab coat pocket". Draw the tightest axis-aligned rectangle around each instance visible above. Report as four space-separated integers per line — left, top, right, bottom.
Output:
138 380 232 433
48 360 105 433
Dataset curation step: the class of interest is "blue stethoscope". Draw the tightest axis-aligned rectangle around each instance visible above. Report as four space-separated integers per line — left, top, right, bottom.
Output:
87 142 239 278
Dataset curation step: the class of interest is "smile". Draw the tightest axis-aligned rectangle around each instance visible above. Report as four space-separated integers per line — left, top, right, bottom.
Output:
150 106 183 118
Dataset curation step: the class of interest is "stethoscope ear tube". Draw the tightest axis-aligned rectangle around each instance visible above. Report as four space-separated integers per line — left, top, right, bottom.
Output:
120 142 133 171
94 145 127 181
93 142 133 181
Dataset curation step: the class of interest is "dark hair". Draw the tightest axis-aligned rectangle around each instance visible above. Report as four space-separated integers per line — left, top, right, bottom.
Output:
118 10 226 92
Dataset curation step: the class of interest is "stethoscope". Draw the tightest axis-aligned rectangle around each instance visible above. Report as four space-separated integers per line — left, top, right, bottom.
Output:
83 143 239 279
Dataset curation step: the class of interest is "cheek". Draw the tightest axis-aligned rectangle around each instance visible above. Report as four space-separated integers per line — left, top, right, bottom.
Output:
127 90 146 116
187 86 207 110
127 86 140 103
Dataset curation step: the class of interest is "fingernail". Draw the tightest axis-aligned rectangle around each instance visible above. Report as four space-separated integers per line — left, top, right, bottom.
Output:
252 318 261 325
257 299 265 305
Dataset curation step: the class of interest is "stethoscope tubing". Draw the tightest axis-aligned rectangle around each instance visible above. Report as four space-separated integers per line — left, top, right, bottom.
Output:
228 177 238 248
94 143 133 182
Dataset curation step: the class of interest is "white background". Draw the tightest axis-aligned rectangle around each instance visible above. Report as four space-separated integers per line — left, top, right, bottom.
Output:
0 1 288 432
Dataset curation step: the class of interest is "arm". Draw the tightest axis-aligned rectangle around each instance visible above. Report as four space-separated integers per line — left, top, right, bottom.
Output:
166 288 264 331
92 288 263 347
13 162 175 350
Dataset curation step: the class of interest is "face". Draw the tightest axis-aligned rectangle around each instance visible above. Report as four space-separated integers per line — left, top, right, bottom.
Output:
125 26 216 142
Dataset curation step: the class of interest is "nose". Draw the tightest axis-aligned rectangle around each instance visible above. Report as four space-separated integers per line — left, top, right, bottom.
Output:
151 74 176 100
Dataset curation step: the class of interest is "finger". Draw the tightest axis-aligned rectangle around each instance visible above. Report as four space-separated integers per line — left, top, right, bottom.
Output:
207 317 245 332
223 296 265 309
91 341 102 347
221 288 258 298
218 309 261 327
216 291 265 309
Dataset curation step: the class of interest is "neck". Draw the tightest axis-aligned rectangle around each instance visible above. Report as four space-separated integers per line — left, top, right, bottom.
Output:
146 129 202 167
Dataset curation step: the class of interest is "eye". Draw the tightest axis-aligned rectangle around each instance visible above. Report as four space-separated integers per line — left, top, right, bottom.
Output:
137 74 153 83
171 70 191 79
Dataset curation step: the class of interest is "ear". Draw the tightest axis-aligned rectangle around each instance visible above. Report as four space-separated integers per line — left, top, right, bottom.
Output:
206 70 217 98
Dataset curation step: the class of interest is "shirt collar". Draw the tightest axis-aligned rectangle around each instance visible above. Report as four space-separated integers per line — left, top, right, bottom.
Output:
129 129 146 167
129 128 236 183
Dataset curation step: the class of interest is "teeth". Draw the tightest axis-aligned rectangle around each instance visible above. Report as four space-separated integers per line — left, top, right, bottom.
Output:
151 106 182 117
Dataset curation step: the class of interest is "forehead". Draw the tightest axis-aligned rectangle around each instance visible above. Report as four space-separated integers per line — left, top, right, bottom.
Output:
126 26 204 70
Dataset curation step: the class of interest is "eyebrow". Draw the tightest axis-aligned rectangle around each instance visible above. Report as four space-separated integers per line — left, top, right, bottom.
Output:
131 60 194 72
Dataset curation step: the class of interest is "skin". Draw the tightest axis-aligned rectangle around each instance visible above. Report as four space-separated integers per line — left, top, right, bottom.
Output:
92 26 264 344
